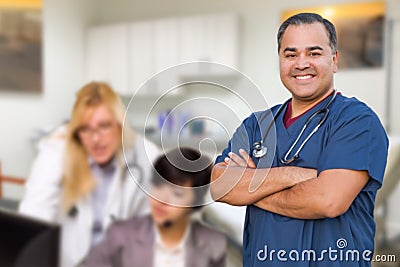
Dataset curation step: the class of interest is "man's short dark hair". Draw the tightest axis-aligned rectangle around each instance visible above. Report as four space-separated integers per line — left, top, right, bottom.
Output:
277 13 337 54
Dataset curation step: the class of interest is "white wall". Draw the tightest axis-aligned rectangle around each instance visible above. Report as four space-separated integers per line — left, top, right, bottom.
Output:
387 0 400 134
0 0 96 196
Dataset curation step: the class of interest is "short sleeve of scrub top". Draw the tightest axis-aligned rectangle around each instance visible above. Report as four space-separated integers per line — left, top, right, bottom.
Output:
318 97 388 191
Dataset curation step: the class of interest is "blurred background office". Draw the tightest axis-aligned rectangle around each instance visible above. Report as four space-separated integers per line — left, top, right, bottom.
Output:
0 0 400 266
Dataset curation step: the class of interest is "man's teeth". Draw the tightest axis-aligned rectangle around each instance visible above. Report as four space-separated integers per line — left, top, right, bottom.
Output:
296 75 313 80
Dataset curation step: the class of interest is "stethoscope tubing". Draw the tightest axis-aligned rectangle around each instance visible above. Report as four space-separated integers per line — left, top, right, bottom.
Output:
253 89 337 162
68 152 144 219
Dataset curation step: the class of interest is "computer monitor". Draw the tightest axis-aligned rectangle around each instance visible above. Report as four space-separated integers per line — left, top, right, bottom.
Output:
0 208 60 267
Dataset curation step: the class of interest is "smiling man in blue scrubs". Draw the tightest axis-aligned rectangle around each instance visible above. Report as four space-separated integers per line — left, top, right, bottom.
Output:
211 13 388 267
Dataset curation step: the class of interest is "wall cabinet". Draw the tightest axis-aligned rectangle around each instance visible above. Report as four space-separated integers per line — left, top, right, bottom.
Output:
179 14 238 68
86 23 129 94
128 20 154 96
85 13 239 96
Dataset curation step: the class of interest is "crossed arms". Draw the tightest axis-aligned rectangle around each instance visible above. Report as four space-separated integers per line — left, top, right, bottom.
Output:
210 149 369 219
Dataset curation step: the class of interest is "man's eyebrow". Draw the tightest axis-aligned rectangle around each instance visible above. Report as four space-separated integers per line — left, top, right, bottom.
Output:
283 47 297 53
307 46 323 51
282 46 324 53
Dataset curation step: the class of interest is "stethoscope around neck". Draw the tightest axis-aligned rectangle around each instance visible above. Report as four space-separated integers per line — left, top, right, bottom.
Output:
252 89 338 164
67 149 144 219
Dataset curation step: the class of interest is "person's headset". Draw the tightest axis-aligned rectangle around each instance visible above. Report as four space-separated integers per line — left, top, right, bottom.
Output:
161 208 194 228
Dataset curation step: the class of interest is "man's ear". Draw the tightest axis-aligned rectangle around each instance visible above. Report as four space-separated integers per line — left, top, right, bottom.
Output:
333 50 339 73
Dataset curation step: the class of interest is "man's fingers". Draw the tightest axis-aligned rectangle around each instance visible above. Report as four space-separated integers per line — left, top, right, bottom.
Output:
224 157 238 167
239 149 256 168
227 150 256 168
228 152 248 167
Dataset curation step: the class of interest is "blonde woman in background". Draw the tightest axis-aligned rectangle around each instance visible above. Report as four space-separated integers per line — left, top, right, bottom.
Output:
19 82 159 267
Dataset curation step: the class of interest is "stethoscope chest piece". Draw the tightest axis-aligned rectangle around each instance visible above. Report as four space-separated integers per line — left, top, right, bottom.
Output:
252 141 268 158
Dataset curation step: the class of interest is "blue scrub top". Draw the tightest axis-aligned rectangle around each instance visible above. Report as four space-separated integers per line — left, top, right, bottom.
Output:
216 94 388 267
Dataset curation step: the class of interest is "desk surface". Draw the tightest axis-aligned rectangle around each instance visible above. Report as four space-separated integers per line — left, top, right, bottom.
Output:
0 198 19 211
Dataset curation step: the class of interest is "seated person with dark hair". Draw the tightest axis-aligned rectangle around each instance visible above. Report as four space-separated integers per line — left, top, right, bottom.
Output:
85 147 227 267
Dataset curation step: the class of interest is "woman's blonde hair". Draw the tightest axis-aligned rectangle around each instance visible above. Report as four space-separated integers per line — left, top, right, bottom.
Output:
62 81 134 213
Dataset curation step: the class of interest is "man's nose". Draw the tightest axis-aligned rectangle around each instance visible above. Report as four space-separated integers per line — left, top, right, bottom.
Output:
295 55 311 69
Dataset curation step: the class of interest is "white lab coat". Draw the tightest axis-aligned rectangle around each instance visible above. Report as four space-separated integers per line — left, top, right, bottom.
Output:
19 127 160 267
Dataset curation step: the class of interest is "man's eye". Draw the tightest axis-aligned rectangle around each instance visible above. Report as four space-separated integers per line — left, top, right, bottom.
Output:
285 54 296 58
310 52 321 57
